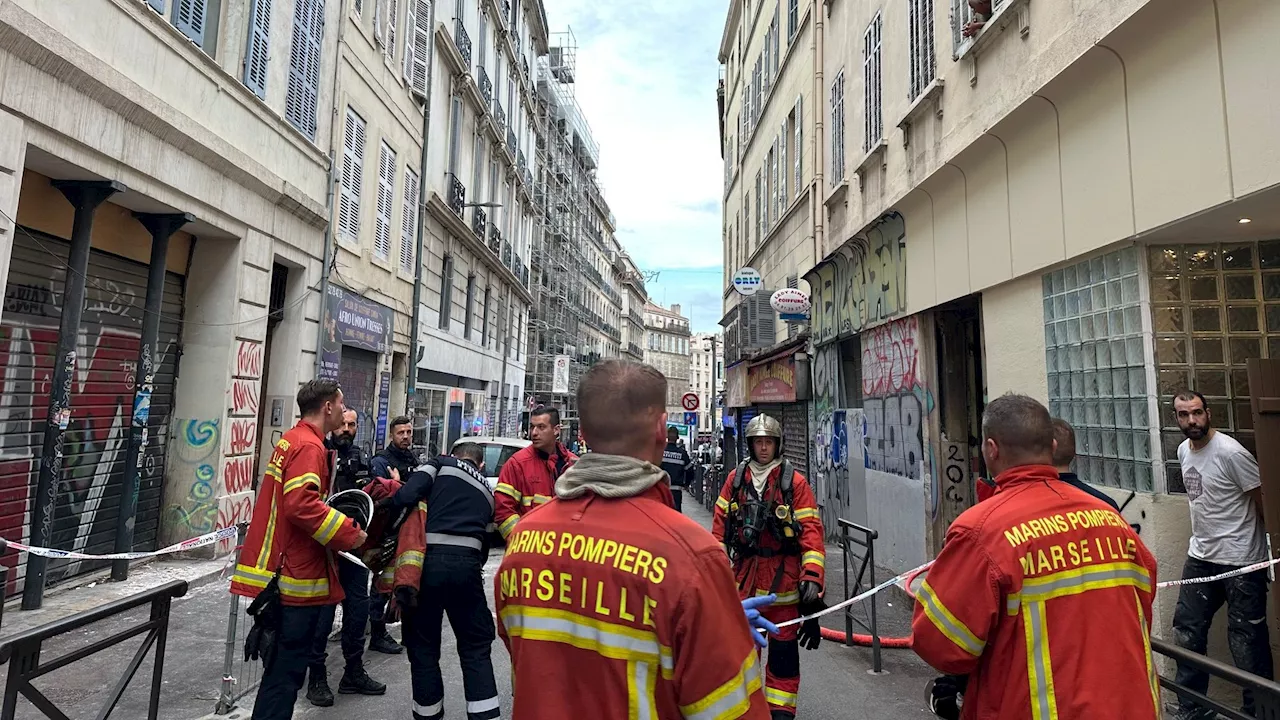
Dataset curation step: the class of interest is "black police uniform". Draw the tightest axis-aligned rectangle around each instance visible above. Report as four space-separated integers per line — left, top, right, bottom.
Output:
392 456 501 720
660 440 692 512
306 439 384 704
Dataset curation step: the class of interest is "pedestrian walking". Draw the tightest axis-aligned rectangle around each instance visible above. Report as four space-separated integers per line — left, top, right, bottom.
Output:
912 393 1159 720
231 379 368 720
1169 390 1274 719
303 409 387 706
495 359 771 719
366 414 418 655
384 442 503 720
660 426 693 512
712 414 826 719
493 405 577 540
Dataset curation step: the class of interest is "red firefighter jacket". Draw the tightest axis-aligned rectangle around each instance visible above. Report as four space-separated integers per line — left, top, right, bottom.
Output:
493 443 577 540
711 463 825 604
911 464 1160 720
495 482 771 720
230 421 366 606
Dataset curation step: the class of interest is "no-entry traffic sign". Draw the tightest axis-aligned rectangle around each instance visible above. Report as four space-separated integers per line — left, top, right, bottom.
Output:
681 393 700 411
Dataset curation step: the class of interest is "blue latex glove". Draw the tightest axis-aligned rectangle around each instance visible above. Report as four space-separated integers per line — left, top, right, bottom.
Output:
742 594 779 648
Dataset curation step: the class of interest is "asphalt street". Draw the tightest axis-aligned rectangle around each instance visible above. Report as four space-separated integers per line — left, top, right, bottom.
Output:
0 499 941 719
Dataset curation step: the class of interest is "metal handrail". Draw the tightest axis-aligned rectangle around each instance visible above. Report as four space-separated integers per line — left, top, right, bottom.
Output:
837 518 882 673
1152 638 1280 719
0 579 188 719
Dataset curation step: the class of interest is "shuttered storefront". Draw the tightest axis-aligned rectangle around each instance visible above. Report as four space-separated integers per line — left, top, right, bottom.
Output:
0 229 184 596
756 403 810 479
339 346 379 454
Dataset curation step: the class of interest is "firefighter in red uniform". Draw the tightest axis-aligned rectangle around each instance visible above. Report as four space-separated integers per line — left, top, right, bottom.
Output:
912 394 1160 720
495 360 771 719
231 379 368 720
712 414 825 719
494 405 577 540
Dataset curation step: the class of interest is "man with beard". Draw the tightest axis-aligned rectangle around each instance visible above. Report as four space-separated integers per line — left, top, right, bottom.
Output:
1170 390 1273 720
305 410 387 706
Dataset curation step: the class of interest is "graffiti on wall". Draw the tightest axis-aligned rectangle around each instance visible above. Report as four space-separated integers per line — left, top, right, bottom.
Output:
228 418 258 456
165 418 220 533
809 345 848 540
230 379 259 416
860 316 937 511
236 340 263 378
806 212 907 344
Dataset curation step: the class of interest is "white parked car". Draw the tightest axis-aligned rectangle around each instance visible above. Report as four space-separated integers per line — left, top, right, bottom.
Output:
451 436 531 491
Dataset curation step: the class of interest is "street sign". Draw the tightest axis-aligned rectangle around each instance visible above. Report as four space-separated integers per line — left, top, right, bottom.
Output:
681 392 700 411
684 412 698 426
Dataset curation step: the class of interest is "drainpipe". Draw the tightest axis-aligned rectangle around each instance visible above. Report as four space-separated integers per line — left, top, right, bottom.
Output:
315 1 351 378
811 0 825 264
407 0 441 410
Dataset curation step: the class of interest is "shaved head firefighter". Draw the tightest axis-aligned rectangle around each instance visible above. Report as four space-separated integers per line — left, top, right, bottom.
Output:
911 393 1160 719
712 413 826 719
495 359 771 719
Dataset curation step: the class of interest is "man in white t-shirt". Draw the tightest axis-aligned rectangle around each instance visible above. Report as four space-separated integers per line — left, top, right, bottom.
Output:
1171 390 1273 720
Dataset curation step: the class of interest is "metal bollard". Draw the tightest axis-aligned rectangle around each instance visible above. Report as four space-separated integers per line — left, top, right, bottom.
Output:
215 524 248 715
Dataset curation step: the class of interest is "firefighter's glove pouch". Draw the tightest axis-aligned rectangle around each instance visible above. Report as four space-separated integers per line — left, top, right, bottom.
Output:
244 573 283 666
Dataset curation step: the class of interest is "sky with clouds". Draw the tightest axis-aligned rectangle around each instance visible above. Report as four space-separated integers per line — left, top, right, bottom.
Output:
541 0 726 334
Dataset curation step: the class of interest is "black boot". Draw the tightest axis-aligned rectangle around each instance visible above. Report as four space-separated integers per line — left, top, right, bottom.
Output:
338 666 388 695
306 667 335 707
369 621 403 654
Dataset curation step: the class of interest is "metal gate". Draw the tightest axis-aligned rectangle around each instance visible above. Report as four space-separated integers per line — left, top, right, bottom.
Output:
757 403 810 478
0 228 184 597
338 346 379 454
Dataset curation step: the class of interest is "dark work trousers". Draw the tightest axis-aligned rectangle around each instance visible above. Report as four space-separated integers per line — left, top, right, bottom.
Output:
402 546 501 720
310 557 370 674
370 590 389 623
672 486 684 512
1173 555 1275 717
252 604 331 719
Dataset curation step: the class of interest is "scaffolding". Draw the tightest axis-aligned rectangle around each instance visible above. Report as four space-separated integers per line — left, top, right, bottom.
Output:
525 27 607 429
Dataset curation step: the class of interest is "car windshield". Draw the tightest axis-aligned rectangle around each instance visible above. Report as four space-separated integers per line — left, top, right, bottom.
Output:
483 444 522 477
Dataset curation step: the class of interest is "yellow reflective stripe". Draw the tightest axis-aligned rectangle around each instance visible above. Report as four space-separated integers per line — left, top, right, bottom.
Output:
399 549 424 569
802 550 825 569
233 564 270 588
379 566 395 584
764 686 798 708
1020 562 1150 603
715 496 729 511
417 501 429 513
917 580 984 657
1024 600 1059 720
627 659 659 720
679 651 760 720
495 482 521 500
499 605 665 664
793 507 818 521
233 565 330 598
755 588 798 605
1007 593 1022 616
1135 594 1160 715
313 507 345 544
257 493 278 569
498 515 518 539
265 465 281 480
659 646 674 679
284 472 321 495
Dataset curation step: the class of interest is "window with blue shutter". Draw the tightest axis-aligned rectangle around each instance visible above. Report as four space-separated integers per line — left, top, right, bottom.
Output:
173 0 207 46
285 0 326 140
242 0 272 99
146 0 166 14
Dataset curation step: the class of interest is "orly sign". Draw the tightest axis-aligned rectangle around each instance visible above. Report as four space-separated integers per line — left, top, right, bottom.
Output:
732 267 762 296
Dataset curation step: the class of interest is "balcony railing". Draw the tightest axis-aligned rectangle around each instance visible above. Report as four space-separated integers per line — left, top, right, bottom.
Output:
517 150 527 178
478 66 493 108
501 0 511 22
506 127 517 157
512 30 521 58
502 240 513 268
493 98 506 135
454 18 472 72
447 173 466 215
522 56 529 79
471 206 487 238
523 166 533 189
513 252 523 278
487 222 502 254
628 342 644 358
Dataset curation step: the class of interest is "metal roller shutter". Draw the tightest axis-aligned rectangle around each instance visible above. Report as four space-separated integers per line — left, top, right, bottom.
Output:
339 346 379 454
755 403 809 479
0 228 184 596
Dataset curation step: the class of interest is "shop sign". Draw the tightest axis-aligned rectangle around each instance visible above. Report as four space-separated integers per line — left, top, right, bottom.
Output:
748 354 797 404
552 355 571 395
725 362 749 408
732 267 763 296
319 284 394 379
374 372 391 447
770 288 811 315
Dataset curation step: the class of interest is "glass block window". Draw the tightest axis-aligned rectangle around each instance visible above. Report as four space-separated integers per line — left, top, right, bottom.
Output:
1044 247 1154 492
1149 242 1274 493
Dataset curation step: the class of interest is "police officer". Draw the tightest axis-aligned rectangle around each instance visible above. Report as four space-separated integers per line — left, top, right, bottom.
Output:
660 426 693 512
303 410 386 706
387 443 501 720
366 414 418 654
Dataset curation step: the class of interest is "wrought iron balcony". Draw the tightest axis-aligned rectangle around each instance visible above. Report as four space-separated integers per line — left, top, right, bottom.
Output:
512 30 521 57
517 150 526 177
522 264 530 287
447 173 466 216
501 0 511 21
522 56 529 79
628 342 644 358
506 127 517 157
493 98 506 134
471 206 487 238
502 240 513 268
487 222 502 254
513 252 523 277
454 18 472 72
478 67 492 108
523 167 533 189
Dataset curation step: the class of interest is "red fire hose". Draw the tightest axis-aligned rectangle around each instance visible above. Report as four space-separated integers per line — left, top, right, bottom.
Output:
818 626 913 647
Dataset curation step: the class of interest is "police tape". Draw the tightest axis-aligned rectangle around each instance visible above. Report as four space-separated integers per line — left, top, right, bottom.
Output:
774 555 1280 629
0 526 239 561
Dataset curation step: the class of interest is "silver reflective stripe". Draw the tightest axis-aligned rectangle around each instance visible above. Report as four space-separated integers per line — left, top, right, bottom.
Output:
440 463 496 510
917 582 985 656
467 696 500 713
681 653 758 720
631 660 656 720
414 698 443 718
1024 600 1057 720
502 610 663 659
1021 565 1149 600
426 533 483 551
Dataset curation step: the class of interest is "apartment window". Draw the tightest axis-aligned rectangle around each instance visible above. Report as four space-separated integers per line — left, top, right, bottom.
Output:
374 142 396 259
829 72 845 184
439 254 455 329
772 3 781 76
777 129 787 218
482 285 492 346
754 171 763 249
763 25 773 98
1044 247 1152 492
405 0 430 96
399 167 419 273
472 134 486 205
464 273 477 339
766 145 776 230
864 13 884 151
448 95 463 175
173 0 217 49
355 0 363 14
952 0 1005 53
338 107 366 240
793 96 803 198
379 0 399 55
787 0 799 42
285 0 325 140
908 0 937 100
242 0 272 98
